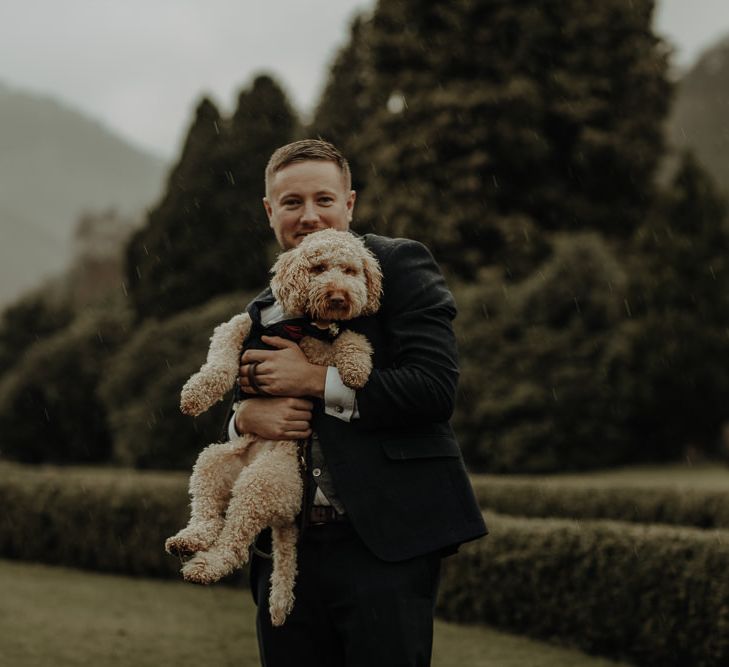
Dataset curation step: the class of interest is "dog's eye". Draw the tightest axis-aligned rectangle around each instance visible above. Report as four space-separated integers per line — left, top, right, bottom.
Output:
343 266 358 275
311 263 327 274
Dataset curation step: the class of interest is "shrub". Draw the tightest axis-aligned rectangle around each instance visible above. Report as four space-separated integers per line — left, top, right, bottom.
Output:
0 306 131 464
98 292 252 469
0 463 188 577
439 513 729 667
471 476 729 529
453 234 631 472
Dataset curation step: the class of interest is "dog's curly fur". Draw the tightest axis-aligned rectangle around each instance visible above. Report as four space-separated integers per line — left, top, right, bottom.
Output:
165 229 382 626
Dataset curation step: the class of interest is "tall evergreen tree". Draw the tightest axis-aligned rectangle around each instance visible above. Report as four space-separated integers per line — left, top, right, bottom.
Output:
126 76 297 321
310 15 380 197
352 0 671 278
604 153 729 459
454 233 631 471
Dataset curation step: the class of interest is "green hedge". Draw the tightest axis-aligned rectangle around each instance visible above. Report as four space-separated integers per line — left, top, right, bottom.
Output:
0 463 189 577
472 476 729 529
4 464 729 665
439 514 729 667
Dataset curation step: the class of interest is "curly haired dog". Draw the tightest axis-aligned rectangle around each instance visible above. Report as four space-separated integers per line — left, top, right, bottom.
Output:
165 229 382 626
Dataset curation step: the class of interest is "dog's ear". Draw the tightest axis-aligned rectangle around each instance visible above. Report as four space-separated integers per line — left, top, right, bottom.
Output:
270 248 309 313
361 248 383 315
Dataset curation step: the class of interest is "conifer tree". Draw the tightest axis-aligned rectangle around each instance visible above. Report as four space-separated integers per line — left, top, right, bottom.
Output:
605 153 729 459
310 15 379 196
126 76 297 321
351 0 671 278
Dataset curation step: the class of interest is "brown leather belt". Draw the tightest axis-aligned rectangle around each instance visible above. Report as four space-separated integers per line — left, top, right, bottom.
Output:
309 505 348 525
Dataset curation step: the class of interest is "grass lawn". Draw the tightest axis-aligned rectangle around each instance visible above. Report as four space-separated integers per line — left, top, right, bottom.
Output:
472 461 729 490
0 559 632 667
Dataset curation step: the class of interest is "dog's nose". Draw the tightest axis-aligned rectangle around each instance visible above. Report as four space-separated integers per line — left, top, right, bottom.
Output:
328 295 347 308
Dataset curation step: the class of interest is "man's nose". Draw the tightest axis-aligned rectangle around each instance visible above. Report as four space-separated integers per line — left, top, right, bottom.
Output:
300 202 320 224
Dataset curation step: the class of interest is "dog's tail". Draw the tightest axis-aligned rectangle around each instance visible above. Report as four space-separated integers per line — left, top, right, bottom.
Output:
268 523 299 626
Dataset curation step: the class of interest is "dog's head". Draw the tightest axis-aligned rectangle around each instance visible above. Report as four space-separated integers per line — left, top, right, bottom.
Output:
270 229 382 321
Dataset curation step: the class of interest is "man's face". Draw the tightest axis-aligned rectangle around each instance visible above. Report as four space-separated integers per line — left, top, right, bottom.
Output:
263 160 356 250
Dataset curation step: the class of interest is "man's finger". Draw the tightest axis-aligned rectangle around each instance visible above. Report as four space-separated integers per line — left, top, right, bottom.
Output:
285 420 311 432
283 429 312 439
241 349 274 364
286 398 314 410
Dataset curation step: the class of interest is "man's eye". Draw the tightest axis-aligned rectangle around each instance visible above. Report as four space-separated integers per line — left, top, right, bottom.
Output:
319 197 333 205
283 199 300 207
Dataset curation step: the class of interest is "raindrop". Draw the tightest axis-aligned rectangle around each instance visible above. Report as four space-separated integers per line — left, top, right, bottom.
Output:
121 281 128 297
709 265 716 280
387 92 407 114
624 299 632 317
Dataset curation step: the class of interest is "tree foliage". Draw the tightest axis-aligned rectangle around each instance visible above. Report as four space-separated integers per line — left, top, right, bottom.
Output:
0 290 73 378
0 306 131 464
309 15 381 197
454 233 631 471
603 153 729 460
317 0 672 279
126 76 297 321
98 292 251 469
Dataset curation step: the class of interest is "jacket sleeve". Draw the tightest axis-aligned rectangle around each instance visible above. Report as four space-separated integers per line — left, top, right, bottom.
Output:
354 238 459 429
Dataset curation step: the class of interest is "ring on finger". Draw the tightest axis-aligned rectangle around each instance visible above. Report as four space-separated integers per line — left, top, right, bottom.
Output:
248 360 272 397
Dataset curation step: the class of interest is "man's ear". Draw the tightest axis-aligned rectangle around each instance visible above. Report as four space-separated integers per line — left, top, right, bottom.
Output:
263 197 273 224
346 190 357 222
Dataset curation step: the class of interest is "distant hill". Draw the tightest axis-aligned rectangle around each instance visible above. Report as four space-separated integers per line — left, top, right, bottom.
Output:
668 35 729 194
0 82 168 305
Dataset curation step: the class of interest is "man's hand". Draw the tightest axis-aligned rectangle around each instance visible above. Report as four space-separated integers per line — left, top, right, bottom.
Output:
239 335 327 399
235 396 314 440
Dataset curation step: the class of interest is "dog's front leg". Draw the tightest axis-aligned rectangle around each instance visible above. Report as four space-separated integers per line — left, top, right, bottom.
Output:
329 331 374 389
180 312 252 416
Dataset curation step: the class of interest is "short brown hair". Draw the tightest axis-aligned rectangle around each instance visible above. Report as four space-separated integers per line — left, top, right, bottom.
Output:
265 139 352 195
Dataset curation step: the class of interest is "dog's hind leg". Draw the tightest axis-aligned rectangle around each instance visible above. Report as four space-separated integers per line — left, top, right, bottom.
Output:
268 522 299 626
182 443 302 584
165 437 255 557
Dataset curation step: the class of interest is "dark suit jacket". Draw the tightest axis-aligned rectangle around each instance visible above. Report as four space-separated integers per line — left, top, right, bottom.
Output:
247 233 487 562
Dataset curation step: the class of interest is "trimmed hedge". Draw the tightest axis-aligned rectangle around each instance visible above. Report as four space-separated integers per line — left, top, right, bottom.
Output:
0 463 189 577
439 514 729 667
472 476 729 529
4 464 729 665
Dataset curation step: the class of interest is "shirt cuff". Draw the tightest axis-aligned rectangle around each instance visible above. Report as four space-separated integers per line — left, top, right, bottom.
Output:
228 404 241 440
324 367 359 422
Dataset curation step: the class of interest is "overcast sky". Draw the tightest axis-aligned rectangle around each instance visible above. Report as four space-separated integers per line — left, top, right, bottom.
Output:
1 0 727 160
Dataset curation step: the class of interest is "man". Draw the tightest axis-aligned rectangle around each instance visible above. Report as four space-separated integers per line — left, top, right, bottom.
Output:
231 139 486 666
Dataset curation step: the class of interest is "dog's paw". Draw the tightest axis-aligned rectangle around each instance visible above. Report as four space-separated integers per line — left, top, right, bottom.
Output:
181 550 238 584
165 522 221 557
269 592 295 627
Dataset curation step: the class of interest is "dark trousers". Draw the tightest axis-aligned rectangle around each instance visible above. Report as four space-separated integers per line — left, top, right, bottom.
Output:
251 522 442 667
